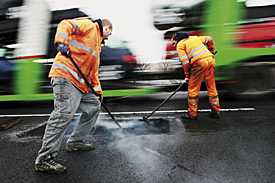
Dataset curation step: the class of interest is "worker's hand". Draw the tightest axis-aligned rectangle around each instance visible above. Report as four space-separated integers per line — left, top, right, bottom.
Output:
208 47 214 54
56 43 70 58
97 95 103 103
184 77 190 84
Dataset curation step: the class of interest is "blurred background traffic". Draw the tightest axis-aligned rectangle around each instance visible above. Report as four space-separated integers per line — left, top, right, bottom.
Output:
0 0 275 101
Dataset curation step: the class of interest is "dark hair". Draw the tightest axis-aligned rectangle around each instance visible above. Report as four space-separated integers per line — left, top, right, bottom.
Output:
172 33 178 41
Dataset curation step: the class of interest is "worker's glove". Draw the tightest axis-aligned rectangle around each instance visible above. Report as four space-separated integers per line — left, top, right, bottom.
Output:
56 43 70 57
208 47 214 54
184 77 190 84
97 95 103 103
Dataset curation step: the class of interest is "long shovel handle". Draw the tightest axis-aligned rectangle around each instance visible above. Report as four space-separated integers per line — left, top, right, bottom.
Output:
68 55 122 128
144 81 186 121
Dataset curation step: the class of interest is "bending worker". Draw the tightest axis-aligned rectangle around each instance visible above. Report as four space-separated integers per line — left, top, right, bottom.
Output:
172 32 220 120
35 18 113 174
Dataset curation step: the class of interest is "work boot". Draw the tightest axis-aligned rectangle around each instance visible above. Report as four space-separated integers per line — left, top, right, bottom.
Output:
209 112 220 119
66 141 95 152
181 113 197 120
35 154 66 174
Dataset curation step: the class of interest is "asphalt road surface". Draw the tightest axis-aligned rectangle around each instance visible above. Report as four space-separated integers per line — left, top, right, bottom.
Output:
0 91 274 183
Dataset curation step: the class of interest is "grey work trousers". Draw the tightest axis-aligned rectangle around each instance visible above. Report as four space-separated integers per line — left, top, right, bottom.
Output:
36 77 101 162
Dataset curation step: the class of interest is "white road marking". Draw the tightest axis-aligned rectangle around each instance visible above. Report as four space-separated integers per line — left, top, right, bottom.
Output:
0 108 255 118
100 108 255 115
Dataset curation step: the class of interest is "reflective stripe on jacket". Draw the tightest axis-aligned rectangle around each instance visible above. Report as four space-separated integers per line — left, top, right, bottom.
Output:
176 36 214 78
49 18 103 94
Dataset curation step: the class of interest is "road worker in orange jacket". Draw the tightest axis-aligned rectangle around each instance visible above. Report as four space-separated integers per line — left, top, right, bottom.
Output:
172 32 220 120
35 18 113 174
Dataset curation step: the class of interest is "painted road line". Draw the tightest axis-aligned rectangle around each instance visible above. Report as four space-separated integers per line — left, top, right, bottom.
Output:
0 108 255 118
100 108 255 115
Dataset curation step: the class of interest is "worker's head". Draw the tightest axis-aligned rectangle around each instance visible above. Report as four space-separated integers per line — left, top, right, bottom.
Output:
171 32 189 47
102 19 113 40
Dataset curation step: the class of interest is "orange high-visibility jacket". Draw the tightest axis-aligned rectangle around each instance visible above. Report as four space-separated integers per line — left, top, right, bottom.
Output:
176 36 215 78
49 18 104 95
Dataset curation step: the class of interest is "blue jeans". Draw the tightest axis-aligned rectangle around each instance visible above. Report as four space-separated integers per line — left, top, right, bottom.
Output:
36 77 101 162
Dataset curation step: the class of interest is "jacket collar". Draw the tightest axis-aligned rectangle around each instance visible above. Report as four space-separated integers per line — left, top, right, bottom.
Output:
93 19 105 45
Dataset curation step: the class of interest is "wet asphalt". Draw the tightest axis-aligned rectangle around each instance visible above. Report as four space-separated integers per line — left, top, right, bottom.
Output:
0 91 274 183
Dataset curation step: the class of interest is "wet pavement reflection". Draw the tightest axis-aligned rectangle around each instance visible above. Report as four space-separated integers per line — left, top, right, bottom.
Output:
182 120 226 135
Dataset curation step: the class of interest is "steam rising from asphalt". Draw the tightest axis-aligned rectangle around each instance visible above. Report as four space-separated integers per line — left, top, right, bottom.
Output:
95 118 218 182
95 116 176 181
70 115 194 181
111 136 176 182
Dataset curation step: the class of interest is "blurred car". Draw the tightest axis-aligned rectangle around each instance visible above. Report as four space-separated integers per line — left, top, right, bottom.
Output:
151 0 205 30
99 37 138 81
0 45 14 93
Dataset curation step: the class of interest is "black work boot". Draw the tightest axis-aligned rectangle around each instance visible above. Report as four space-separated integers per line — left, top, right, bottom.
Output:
181 113 197 120
209 112 220 119
66 141 95 152
35 154 66 174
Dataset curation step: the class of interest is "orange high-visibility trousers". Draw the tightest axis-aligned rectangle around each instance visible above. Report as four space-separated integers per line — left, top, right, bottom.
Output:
187 57 220 117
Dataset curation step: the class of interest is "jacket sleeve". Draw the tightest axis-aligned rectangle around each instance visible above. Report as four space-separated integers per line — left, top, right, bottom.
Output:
177 45 191 78
199 36 215 54
54 19 75 45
